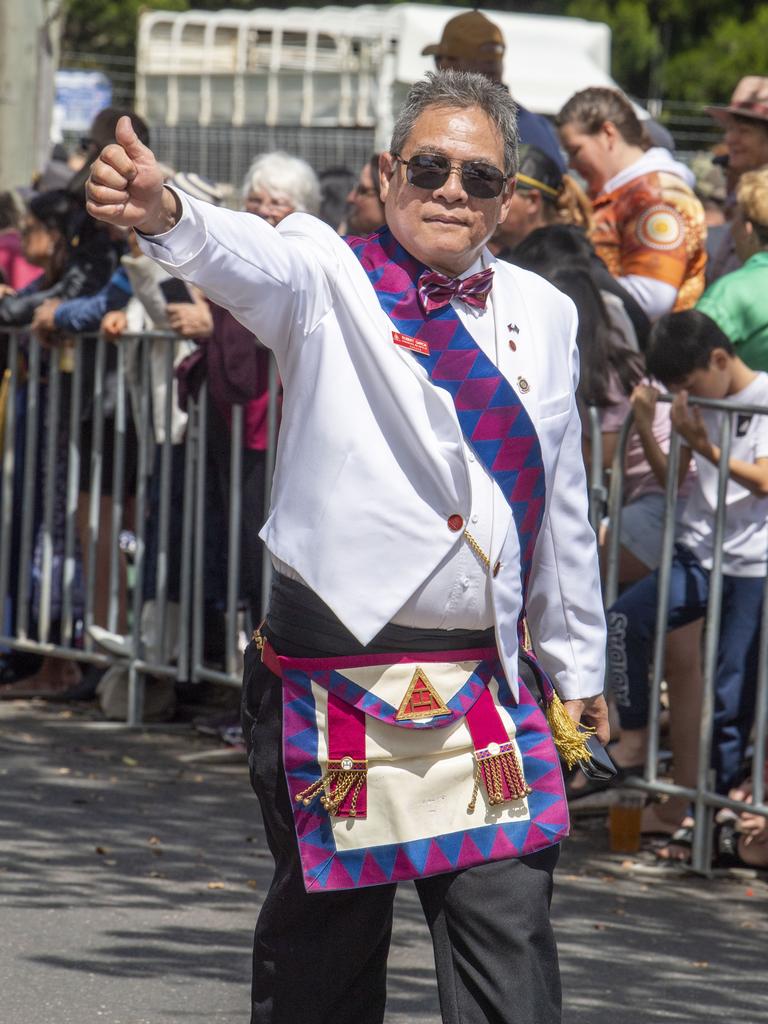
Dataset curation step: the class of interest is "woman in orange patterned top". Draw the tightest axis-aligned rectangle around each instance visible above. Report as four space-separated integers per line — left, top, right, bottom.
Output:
556 88 707 321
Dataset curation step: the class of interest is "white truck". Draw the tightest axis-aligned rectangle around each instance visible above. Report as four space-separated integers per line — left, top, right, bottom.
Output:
135 4 615 187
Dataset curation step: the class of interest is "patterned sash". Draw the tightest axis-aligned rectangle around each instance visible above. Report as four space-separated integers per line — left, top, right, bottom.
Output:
348 228 545 595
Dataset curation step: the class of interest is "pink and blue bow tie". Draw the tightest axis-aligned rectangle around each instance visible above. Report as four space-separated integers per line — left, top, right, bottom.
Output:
418 267 494 314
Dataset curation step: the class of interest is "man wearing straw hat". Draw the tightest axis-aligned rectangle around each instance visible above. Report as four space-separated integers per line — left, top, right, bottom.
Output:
706 76 768 284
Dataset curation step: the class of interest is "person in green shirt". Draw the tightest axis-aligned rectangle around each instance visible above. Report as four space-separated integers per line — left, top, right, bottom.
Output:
696 166 768 370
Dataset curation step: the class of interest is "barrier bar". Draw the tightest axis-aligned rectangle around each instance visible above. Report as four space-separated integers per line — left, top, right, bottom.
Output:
644 430 681 784
154 339 176 663
752 562 768 811
690 414 732 875
261 355 279 613
176 396 197 682
16 337 41 640
61 337 83 645
0 330 20 626
226 403 244 679
602 409 634 609
126 338 151 726
108 339 128 634
587 404 605 532
37 346 62 645
84 334 107 647
192 382 208 685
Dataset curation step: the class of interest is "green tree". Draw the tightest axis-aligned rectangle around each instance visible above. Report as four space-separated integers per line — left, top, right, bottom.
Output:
63 0 187 60
565 0 764 100
566 0 660 94
662 7 768 102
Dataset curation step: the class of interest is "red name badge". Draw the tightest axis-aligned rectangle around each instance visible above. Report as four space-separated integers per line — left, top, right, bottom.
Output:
392 330 429 356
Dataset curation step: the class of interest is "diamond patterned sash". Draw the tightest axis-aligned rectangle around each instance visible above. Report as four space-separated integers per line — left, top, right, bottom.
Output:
348 227 546 595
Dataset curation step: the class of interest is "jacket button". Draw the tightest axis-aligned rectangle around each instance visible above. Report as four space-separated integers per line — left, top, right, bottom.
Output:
447 514 464 532
493 560 502 577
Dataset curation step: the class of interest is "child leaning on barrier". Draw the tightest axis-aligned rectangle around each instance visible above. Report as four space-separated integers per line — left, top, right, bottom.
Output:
606 309 768 796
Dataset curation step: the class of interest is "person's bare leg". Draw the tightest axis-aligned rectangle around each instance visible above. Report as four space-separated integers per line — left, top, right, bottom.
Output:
77 492 128 630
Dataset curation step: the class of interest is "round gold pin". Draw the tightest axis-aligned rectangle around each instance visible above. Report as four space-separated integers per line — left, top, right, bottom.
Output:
508 339 517 351
517 376 530 393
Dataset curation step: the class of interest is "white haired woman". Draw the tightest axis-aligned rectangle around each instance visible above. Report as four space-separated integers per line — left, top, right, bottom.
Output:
242 151 321 226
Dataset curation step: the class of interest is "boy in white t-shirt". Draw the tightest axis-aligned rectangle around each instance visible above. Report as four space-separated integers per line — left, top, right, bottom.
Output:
607 310 768 794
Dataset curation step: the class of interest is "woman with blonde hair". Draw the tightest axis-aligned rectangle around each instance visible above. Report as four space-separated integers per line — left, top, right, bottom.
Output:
695 166 768 370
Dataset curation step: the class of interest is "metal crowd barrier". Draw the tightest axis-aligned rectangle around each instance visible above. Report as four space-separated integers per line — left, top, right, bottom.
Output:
4 332 766 871
601 396 768 874
0 328 279 725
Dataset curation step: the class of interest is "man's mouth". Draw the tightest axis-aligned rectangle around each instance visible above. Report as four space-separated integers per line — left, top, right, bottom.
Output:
424 215 467 226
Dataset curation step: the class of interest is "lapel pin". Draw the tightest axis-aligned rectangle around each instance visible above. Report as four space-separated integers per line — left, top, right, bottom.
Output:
508 338 517 351
517 376 530 394
507 323 520 334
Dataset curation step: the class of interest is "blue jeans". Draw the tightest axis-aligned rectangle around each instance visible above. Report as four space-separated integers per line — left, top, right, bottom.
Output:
607 544 763 794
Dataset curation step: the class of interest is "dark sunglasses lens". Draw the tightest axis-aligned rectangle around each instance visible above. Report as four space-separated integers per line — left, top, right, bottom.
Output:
404 154 504 198
462 163 505 198
406 154 451 190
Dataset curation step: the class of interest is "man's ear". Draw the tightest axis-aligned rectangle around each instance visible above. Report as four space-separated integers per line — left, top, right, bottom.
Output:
379 153 396 201
711 347 732 371
601 120 620 148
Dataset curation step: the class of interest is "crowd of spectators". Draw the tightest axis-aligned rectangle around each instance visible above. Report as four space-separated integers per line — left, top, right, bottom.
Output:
0 20 767 870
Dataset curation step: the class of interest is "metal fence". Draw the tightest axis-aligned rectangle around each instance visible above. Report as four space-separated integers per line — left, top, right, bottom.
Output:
3 330 765 872
601 396 768 874
0 328 278 725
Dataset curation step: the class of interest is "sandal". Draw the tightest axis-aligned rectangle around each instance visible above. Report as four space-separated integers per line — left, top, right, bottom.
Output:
713 821 743 869
656 824 694 863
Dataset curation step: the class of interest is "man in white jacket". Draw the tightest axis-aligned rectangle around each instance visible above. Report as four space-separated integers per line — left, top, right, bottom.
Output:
86 71 607 1024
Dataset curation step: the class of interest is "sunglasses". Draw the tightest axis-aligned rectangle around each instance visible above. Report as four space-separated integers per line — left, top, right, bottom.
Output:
393 152 510 199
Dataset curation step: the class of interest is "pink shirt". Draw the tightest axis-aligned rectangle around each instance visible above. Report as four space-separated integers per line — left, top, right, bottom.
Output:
0 231 42 291
596 374 694 503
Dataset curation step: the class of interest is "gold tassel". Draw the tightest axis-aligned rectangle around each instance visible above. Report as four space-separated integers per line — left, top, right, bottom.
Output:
294 758 368 817
467 744 531 813
545 692 594 770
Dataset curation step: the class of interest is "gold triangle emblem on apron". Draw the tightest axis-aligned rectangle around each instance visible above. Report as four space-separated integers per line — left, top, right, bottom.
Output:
395 667 451 722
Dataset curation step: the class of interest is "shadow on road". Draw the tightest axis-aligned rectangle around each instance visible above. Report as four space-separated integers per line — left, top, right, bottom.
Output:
1 702 766 1024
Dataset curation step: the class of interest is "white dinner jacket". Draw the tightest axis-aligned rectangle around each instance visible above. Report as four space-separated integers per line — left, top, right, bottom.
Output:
139 190 606 701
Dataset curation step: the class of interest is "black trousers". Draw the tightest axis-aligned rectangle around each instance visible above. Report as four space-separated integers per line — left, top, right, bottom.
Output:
241 578 562 1024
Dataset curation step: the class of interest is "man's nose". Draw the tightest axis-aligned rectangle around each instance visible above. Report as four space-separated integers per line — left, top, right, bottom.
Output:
434 166 466 202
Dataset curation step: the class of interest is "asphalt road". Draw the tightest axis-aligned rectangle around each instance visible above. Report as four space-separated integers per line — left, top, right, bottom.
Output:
1 700 766 1024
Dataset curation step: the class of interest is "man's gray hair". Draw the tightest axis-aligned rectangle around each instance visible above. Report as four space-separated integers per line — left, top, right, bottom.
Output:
390 71 519 176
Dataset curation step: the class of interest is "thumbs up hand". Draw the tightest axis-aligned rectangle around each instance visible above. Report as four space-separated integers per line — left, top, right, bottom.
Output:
86 115 179 235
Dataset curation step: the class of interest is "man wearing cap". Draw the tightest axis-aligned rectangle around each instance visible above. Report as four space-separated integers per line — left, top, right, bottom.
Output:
491 144 566 253
706 76 768 284
85 70 607 1024
422 10 565 174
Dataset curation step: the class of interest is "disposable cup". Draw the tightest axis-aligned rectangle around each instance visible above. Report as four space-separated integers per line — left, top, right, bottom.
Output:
608 791 645 854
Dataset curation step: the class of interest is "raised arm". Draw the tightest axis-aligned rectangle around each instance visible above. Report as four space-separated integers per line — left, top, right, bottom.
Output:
630 383 692 490
86 117 334 355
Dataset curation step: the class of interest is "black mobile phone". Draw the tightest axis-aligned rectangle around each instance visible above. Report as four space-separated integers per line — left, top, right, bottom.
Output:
578 732 618 782
159 277 194 304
